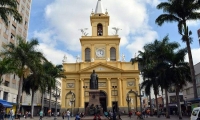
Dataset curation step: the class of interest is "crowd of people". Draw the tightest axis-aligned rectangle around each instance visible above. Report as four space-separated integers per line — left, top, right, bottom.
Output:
0 105 32 120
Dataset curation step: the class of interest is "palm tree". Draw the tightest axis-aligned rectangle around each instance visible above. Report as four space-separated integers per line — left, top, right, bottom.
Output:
137 48 159 116
140 68 160 117
1 36 46 114
155 0 200 98
39 62 53 113
41 62 65 116
137 35 181 118
0 0 22 25
23 75 40 118
148 35 183 118
42 62 56 116
0 58 15 84
166 48 191 119
22 61 46 118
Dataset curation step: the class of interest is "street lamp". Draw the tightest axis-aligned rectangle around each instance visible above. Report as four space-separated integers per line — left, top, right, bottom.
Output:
69 91 75 117
137 84 144 112
112 86 117 120
126 94 131 112
112 86 117 108
185 97 187 111
53 87 60 120
83 86 88 109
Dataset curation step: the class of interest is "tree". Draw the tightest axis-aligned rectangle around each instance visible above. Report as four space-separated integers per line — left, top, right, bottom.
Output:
137 48 159 116
137 35 181 118
41 62 65 116
140 67 160 117
155 0 200 98
22 61 47 118
166 48 191 119
1 36 46 115
0 58 15 84
39 62 53 113
151 36 180 118
0 0 22 25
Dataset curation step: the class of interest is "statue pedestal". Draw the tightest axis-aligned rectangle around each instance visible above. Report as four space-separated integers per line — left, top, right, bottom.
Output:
85 90 103 116
88 90 100 106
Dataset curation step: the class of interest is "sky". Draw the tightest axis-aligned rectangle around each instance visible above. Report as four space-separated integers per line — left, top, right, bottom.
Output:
28 0 200 66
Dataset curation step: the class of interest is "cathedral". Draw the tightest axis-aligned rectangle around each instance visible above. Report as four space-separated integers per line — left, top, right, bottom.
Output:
61 0 140 113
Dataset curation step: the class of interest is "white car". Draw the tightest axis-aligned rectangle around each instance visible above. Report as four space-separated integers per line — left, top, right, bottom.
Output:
191 107 200 120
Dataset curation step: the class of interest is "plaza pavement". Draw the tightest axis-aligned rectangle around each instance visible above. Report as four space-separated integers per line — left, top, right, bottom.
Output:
6 115 190 120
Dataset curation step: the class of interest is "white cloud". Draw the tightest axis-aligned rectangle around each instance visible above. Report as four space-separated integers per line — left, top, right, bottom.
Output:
144 0 161 7
37 43 76 65
33 29 76 64
33 0 160 64
126 29 158 57
187 20 200 27
185 48 200 65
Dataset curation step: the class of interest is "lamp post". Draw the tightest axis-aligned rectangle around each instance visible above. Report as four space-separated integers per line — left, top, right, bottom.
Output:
70 92 75 117
137 84 144 112
112 86 117 108
83 85 87 111
53 87 60 120
83 85 88 104
185 97 187 111
126 94 131 112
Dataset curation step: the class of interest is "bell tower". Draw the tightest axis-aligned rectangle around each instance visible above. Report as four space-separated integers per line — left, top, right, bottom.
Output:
80 0 120 62
90 0 109 36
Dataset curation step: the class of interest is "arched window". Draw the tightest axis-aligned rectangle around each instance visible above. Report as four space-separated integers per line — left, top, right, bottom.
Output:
85 48 91 62
97 23 103 36
110 47 116 61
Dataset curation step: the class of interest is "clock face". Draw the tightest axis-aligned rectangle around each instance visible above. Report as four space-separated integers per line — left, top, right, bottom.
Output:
96 48 105 57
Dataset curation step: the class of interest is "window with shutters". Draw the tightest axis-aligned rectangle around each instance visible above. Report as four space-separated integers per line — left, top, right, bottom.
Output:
110 47 116 61
85 48 91 62
97 23 103 36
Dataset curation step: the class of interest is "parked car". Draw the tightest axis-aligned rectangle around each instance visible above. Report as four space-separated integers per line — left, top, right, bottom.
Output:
191 107 200 120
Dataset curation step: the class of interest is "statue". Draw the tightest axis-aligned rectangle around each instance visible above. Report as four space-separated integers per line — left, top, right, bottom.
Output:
62 55 67 63
90 70 98 89
112 27 122 35
76 55 80 63
131 98 134 105
79 28 88 36
121 54 125 62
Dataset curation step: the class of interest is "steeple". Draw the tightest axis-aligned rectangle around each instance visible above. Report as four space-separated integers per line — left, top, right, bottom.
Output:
95 0 104 14
90 0 109 36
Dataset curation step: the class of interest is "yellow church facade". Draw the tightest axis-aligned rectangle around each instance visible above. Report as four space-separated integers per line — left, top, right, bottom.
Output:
61 0 140 113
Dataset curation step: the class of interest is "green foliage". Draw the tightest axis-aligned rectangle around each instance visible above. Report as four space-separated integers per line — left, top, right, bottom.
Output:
0 36 46 113
136 35 191 95
0 58 16 84
155 0 199 99
0 0 22 26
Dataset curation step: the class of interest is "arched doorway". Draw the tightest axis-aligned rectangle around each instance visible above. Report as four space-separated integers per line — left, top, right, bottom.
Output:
127 90 138 111
100 90 107 112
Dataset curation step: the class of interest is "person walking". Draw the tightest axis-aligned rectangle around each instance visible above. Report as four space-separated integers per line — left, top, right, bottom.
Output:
9 109 14 120
118 109 122 120
39 110 43 120
17 110 21 120
61 111 65 120
66 109 70 120
75 113 80 120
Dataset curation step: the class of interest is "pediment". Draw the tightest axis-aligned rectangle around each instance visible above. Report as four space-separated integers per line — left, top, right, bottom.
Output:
78 62 123 73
